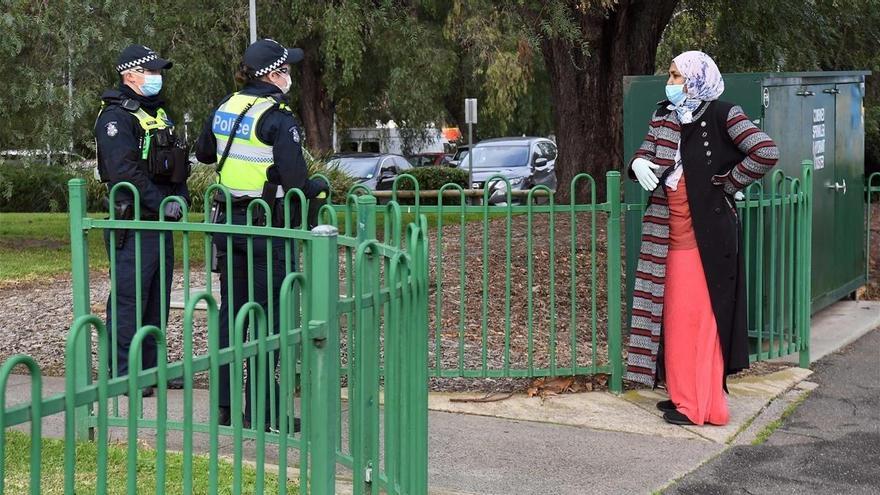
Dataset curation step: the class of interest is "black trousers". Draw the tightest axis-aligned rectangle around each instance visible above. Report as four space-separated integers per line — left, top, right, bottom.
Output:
214 210 291 426
104 229 173 377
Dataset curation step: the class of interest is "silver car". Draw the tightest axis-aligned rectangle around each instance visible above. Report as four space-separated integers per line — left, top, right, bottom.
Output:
327 153 413 191
459 137 557 205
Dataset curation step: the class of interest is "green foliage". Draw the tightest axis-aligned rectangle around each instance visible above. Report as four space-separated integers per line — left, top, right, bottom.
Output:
399 166 469 191
658 0 880 169
186 164 216 214
0 161 77 212
391 166 469 205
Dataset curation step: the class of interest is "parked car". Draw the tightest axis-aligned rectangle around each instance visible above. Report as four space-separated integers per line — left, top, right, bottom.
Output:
459 137 557 205
447 145 471 167
326 152 413 191
407 152 452 168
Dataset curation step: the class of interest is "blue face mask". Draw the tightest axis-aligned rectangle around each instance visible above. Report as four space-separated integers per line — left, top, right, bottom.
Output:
141 74 163 96
665 83 686 106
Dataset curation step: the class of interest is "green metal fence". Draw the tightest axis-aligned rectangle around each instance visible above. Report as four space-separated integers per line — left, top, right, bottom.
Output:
365 172 625 392
1 162 819 492
739 165 812 366
0 179 429 494
356 165 813 392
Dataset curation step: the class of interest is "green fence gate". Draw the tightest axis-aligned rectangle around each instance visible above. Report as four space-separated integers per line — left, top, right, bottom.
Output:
0 179 429 494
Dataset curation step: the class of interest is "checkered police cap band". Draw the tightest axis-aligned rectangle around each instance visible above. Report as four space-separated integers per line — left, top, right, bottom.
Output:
252 49 289 77
117 53 158 73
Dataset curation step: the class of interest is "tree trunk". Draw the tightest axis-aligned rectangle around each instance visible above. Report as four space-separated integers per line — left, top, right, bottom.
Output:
538 0 679 203
298 40 335 155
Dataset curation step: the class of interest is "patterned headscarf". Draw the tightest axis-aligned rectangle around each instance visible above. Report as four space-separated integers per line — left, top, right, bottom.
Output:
668 51 725 123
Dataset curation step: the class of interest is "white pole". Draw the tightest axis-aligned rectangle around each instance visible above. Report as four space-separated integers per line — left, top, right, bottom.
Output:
249 0 257 43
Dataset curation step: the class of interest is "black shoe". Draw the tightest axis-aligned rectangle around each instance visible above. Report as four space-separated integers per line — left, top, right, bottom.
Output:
218 407 231 426
663 409 696 426
124 387 154 398
167 377 184 389
244 416 301 433
656 400 676 413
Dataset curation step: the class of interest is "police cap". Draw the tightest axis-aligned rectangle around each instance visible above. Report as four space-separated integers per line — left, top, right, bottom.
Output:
116 45 173 73
244 39 304 77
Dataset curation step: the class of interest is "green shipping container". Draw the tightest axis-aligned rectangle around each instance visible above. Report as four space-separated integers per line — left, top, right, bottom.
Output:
623 71 870 316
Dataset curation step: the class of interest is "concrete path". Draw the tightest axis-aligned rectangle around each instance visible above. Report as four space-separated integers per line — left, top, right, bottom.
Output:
3 299 878 494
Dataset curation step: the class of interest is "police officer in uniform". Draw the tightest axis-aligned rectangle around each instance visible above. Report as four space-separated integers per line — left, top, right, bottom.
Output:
195 39 327 430
94 45 189 393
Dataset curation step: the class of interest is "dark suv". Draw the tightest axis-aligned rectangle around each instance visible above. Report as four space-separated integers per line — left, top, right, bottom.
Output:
327 153 413 191
458 137 557 205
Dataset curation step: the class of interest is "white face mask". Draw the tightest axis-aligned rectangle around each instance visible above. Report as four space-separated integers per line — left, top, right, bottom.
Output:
276 72 291 94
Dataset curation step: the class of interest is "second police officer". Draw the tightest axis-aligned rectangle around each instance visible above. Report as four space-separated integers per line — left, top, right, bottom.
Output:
94 45 190 393
195 39 328 430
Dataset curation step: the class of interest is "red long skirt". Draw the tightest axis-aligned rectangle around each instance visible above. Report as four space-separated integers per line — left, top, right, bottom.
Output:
663 175 730 426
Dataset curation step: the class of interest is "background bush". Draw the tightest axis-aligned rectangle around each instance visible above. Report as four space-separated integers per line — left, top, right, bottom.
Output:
0 160 79 212
0 155 356 214
392 166 469 205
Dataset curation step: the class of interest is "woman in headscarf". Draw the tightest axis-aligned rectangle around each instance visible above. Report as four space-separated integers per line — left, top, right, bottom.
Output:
624 51 780 426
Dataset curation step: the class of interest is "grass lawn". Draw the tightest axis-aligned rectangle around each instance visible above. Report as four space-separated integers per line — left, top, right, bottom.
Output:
0 213 207 283
2 430 298 494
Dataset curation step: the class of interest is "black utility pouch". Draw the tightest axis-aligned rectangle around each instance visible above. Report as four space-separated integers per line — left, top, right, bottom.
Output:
148 129 189 184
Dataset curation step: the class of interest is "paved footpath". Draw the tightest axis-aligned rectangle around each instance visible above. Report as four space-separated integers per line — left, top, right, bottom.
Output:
665 329 880 495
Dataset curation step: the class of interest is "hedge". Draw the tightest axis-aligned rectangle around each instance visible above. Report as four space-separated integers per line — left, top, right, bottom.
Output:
391 166 469 205
0 159 354 214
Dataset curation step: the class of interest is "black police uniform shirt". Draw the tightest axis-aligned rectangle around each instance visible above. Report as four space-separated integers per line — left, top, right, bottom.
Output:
94 84 189 214
195 80 323 198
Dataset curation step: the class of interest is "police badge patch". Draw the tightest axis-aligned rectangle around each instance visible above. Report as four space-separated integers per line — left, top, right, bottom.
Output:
289 126 300 143
105 121 118 137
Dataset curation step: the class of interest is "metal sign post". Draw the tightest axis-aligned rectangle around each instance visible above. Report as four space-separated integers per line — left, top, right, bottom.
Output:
465 98 478 189
249 0 257 43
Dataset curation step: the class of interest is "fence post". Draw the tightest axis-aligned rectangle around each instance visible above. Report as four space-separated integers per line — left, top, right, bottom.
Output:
68 178 92 438
308 225 340 494
606 172 623 394
357 195 377 243
799 161 813 368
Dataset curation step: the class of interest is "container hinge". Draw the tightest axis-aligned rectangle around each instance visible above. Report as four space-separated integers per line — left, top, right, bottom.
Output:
823 88 840 95
796 88 815 97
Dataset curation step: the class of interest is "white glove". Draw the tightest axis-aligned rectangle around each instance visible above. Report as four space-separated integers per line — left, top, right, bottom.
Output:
164 202 182 220
631 158 660 191
734 191 745 201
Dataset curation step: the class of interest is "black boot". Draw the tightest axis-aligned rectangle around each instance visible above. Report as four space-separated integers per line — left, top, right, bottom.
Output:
656 400 676 413
124 387 154 398
218 406 232 426
663 409 696 425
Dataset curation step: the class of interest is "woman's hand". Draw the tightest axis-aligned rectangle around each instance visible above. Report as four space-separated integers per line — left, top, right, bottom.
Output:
632 158 660 191
713 173 745 201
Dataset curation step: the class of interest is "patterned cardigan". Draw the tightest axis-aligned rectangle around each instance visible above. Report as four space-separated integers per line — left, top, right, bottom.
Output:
624 101 779 387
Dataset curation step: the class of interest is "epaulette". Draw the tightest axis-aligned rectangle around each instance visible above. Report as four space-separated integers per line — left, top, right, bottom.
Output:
102 96 141 113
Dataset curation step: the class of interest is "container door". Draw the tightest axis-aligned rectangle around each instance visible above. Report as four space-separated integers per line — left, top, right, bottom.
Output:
832 82 867 297
804 85 838 305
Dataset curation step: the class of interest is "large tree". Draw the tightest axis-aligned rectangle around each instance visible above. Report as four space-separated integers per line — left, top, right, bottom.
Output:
451 1 680 201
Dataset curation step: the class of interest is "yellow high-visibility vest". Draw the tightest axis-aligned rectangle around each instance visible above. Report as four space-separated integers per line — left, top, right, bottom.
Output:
212 93 281 195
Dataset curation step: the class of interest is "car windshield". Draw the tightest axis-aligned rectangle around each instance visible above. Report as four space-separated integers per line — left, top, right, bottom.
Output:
467 145 529 168
328 157 379 179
